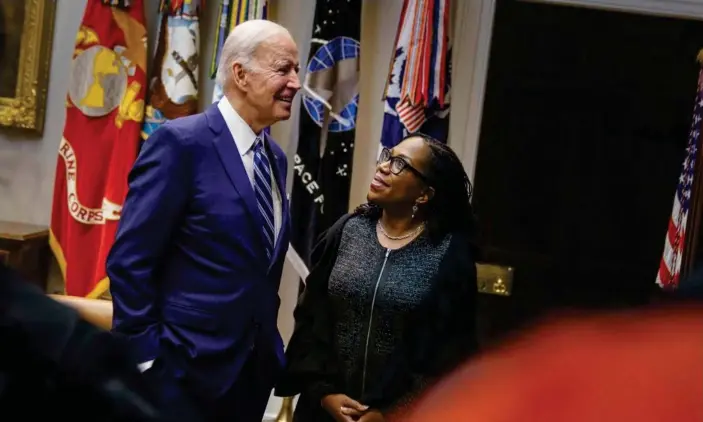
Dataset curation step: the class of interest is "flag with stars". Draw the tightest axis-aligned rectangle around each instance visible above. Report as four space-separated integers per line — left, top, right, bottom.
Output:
655 63 703 290
289 0 362 274
209 0 269 104
380 0 452 149
141 0 203 141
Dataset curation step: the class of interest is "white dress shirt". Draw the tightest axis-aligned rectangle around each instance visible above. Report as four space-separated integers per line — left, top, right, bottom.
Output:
217 97 282 242
137 100 283 374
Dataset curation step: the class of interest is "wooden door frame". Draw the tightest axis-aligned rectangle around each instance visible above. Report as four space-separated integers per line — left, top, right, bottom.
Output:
451 0 703 181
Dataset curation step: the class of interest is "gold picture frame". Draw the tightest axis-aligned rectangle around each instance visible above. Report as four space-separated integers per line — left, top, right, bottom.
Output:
0 0 56 135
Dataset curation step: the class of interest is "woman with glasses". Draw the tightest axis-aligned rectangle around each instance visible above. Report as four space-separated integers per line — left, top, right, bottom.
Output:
275 134 480 422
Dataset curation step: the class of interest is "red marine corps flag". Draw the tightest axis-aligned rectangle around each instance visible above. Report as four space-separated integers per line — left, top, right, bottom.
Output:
49 0 147 298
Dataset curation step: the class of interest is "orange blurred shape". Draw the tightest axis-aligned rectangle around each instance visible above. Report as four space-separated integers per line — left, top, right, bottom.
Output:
400 305 703 422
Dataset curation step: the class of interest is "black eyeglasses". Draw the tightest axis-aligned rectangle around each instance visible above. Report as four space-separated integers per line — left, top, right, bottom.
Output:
378 148 430 183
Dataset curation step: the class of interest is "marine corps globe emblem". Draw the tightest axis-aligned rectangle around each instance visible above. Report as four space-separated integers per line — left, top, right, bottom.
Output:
69 45 128 117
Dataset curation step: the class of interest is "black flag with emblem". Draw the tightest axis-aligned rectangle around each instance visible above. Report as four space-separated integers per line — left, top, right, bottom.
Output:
289 0 362 275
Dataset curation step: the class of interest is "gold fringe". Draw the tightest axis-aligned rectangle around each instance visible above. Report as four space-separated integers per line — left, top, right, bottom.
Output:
49 229 111 299
86 277 110 299
48 229 67 281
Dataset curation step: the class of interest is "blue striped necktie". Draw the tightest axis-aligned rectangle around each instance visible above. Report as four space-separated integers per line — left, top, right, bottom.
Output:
253 137 275 259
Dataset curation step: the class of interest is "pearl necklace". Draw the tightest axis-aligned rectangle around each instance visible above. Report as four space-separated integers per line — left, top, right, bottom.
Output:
377 220 425 240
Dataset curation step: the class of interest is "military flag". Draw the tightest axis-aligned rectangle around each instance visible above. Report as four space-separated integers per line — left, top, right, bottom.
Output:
50 0 147 297
141 0 203 140
380 0 452 149
210 0 269 103
289 0 362 274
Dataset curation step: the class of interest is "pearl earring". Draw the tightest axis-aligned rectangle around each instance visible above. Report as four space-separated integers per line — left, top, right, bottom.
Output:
412 204 418 219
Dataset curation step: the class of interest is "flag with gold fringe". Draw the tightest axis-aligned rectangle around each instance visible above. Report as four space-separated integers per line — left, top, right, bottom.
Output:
141 0 203 140
50 0 147 298
210 0 269 103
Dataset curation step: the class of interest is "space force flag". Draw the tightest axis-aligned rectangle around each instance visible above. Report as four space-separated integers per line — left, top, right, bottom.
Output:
289 0 362 272
381 0 452 148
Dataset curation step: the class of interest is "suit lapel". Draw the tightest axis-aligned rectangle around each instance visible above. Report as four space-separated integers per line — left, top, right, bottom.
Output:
207 106 264 238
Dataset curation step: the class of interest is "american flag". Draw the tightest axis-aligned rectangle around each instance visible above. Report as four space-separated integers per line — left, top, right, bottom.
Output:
656 65 703 289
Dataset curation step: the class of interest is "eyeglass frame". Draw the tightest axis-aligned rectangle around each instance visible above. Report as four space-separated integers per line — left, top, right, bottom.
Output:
377 147 431 184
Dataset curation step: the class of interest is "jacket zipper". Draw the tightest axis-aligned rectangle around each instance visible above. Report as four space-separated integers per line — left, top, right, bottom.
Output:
361 248 391 397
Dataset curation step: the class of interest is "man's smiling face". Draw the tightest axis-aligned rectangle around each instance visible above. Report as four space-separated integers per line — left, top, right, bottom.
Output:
243 34 301 125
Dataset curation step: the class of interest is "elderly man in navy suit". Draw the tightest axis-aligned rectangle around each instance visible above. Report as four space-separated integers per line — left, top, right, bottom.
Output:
107 19 300 422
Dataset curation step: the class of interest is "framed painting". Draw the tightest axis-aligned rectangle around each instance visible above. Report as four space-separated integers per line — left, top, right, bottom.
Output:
0 0 56 135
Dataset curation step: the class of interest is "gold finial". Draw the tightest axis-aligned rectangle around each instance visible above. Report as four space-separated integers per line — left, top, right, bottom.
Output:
275 396 295 422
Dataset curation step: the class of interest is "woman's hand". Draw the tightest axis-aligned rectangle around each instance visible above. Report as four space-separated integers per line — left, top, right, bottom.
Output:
359 409 385 422
321 394 369 422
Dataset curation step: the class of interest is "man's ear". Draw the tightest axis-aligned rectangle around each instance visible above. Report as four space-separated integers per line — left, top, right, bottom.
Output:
232 62 249 91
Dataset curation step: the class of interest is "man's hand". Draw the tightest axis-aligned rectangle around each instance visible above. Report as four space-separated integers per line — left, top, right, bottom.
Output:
358 409 385 422
321 394 369 422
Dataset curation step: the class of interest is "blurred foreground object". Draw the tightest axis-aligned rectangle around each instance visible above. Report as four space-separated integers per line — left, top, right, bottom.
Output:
0 263 162 421
401 305 703 422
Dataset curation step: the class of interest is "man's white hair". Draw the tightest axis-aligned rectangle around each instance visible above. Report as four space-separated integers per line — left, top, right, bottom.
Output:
215 19 291 89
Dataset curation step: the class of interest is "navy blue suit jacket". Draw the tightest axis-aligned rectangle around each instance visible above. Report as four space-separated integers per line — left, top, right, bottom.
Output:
107 105 290 398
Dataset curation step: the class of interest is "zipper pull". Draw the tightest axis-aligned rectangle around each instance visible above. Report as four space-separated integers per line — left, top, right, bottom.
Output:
385 248 391 258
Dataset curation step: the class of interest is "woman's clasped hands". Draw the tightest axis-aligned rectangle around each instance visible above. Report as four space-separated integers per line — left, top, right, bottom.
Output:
321 394 385 422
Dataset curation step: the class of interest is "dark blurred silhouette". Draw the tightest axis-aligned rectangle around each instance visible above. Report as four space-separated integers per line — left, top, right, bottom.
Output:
0 262 167 421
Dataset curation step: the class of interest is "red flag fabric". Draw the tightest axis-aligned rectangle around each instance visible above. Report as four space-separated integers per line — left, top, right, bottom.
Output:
49 0 147 298
399 305 703 422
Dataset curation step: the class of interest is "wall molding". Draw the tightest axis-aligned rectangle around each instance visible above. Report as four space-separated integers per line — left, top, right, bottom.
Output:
523 0 703 20
448 0 496 181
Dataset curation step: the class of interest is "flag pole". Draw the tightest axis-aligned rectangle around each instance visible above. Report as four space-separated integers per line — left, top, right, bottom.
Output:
267 0 277 21
274 396 294 422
